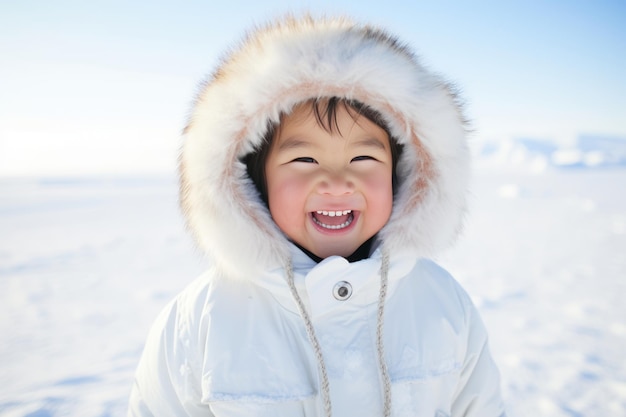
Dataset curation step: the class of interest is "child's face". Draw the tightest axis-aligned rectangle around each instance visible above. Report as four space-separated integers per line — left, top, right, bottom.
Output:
265 102 394 259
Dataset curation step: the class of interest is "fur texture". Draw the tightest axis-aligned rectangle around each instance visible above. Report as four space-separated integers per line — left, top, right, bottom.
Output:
179 15 470 277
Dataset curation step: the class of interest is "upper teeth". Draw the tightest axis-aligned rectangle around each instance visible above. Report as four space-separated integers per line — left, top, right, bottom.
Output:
316 210 352 217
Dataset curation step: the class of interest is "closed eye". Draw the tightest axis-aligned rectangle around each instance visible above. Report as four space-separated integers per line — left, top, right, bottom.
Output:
292 157 318 163
351 155 377 162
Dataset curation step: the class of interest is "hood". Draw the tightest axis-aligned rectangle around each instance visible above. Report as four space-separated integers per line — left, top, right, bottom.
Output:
179 15 470 277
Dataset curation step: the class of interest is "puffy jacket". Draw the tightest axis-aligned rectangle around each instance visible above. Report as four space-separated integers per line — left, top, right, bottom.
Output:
128 14 506 417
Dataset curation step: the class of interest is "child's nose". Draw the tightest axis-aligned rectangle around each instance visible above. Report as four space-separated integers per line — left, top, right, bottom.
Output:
317 173 354 196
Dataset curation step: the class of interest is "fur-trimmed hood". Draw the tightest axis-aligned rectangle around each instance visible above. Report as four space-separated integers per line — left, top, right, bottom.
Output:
179 15 470 277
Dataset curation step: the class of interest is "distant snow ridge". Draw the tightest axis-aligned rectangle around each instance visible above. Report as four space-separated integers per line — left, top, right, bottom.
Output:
473 134 626 172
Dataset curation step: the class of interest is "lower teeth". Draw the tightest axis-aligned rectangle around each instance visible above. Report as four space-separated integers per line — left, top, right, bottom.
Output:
313 213 354 230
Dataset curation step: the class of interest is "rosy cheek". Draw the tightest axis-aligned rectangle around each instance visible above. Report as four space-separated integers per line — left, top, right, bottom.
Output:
363 168 393 191
268 173 306 218
363 170 394 211
273 174 305 200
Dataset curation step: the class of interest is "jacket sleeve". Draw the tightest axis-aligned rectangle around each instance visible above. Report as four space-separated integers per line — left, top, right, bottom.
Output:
451 297 507 417
127 297 213 417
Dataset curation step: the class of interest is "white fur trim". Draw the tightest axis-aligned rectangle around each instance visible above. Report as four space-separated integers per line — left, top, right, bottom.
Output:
179 15 470 276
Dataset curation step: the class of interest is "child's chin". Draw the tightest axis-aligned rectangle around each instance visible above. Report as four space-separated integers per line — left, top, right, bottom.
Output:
309 241 361 260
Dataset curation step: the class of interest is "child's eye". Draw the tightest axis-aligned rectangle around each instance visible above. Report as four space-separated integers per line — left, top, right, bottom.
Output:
351 155 377 162
292 157 317 163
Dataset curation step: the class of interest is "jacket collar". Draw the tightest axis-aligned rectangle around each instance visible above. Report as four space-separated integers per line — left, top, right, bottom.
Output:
260 243 416 319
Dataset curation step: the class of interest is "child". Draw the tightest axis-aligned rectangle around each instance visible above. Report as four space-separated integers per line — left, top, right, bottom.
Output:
128 15 506 417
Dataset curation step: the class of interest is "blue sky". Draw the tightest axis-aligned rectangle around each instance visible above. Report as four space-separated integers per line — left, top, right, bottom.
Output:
1 0 625 176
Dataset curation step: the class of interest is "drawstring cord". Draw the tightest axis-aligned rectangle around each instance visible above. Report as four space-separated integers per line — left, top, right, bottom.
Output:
285 248 392 417
286 261 333 417
377 249 392 417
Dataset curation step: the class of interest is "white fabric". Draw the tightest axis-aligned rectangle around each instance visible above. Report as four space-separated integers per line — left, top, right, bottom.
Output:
128 15 507 417
129 247 505 416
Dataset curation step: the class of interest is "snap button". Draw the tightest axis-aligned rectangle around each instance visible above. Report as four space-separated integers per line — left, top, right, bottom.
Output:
333 281 352 301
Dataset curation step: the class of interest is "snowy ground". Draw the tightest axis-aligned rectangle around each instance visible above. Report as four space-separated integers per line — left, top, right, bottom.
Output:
1 165 625 416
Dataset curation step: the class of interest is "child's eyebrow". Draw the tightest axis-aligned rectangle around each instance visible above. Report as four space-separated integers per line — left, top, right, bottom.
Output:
277 136 387 151
352 137 387 150
276 137 314 151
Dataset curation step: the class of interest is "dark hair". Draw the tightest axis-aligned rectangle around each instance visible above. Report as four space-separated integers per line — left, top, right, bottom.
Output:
244 97 404 204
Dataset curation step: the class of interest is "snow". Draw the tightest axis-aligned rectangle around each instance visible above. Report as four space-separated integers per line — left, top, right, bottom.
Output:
1 138 625 416
474 134 626 172
440 168 626 416
0 178 205 416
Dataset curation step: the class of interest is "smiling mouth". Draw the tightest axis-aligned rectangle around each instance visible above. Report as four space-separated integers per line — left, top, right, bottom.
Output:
312 210 354 230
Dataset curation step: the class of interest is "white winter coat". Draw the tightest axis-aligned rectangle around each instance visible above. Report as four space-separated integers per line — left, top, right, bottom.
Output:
128 15 506 417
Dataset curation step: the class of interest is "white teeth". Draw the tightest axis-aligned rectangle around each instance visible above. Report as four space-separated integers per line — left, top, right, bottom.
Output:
315 210 352 216
312 212 354 230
